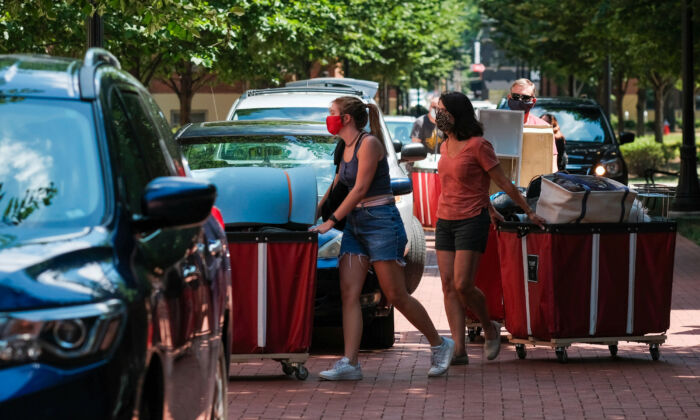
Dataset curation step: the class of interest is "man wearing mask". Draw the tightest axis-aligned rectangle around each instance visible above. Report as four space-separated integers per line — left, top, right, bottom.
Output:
411 96 445 154
507 78 558 171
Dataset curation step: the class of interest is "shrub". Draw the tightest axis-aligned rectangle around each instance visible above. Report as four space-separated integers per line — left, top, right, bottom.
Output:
620 138 665 177
623 119 636 130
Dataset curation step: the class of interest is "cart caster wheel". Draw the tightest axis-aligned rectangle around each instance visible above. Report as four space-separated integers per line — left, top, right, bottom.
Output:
515 344 527 360
281 362 294 376
295 365 309 380
650 344 660 361
467 328 477 342
609 345 618 357
555 347 568 363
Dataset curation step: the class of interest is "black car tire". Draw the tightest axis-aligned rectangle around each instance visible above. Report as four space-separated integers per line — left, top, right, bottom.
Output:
210 342 228 420
404 217 425 294
361 308 395 349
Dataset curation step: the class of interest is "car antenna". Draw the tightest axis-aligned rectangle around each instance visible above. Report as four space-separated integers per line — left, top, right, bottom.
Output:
210 85 219 120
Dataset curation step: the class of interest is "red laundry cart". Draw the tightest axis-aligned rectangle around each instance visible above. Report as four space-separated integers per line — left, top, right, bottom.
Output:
411 169 441 228
465 224 505 341
497 221 676 363
227 230 317 379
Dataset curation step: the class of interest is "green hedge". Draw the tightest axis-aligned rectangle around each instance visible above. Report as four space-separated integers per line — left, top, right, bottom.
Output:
620 138 665 177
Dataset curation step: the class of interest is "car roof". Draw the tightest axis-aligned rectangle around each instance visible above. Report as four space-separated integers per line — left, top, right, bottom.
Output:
286 78 379 98
0 54 82 99
383 116 416 122
176 120 331 140
235 90 365 109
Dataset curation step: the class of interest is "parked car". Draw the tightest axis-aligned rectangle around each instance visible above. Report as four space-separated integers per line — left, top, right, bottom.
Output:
0 50 232 420
498 97 633 184
176 118 426 348
384 115 416 147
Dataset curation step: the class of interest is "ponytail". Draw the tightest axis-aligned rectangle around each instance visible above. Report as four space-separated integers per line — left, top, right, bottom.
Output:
366 103 384 143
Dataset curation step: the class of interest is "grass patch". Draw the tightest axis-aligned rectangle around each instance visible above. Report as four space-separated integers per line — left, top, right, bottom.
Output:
677 217 700 247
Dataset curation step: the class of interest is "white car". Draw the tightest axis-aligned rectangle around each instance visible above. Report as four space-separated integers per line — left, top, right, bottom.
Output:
225 80 427 348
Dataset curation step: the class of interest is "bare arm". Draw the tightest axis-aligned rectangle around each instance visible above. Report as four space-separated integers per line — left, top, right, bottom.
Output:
412 137 422 143
488 164 546 228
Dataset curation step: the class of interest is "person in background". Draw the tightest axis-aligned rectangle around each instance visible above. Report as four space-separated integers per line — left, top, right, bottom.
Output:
434 91 546 365
541 113 567 171
506 78 558 172
411 96 445 154
312 96 455 380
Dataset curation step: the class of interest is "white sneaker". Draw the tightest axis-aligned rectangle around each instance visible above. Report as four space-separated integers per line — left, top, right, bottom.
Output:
319 357 363 381
428 337 455 377
484 321 502 360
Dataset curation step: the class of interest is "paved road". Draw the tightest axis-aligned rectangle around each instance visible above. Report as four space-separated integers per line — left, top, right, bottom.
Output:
227 232 700 419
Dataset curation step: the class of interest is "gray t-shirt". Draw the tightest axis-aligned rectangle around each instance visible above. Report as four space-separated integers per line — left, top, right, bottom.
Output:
410 114 444 154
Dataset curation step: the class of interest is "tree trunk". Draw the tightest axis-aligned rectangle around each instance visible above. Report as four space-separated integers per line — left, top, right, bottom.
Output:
568 75 575 96
636 87 646 136
178 62 194 126
613 72 629 135
653 84 665 143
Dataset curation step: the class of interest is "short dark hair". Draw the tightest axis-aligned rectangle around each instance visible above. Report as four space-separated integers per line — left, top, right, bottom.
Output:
439 91 483 141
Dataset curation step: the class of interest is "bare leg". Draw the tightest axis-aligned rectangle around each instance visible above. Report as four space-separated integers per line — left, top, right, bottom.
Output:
436 250 466 357
373 260 441 347
452 250 498 340
339 254 370 365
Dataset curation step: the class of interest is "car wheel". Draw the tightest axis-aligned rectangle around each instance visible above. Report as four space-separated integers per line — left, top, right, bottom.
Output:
210 342 228 420
361 308 395 349
404 217 425 294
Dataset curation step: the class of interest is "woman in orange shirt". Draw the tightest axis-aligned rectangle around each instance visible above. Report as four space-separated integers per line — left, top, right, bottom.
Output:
435 92 545 364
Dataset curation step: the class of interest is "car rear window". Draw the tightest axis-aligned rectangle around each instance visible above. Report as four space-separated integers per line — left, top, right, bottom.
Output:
0 98 105 228
532 106 611 143
180 135 337 198
233 107 329 122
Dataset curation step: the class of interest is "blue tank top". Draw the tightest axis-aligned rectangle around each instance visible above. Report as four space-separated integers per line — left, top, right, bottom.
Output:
338 133 392 197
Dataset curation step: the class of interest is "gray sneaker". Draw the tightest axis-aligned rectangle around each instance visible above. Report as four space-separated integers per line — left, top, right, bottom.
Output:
319 357 363 381
428 336 455 377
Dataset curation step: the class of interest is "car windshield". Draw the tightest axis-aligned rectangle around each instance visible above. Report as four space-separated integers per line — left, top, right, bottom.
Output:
385 120 413 146
532 106 611 143
181 135 337 197
233 107 329 122
0 98 104 228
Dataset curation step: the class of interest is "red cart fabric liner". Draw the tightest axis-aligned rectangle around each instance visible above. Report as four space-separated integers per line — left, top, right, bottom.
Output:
227 231 317 354
465 225 505 322
411 170 441 228
497 222 676 340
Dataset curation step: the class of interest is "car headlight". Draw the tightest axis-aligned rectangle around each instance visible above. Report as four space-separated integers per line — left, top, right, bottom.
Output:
0 299 125 368
318 232 343 259
595 158 622 177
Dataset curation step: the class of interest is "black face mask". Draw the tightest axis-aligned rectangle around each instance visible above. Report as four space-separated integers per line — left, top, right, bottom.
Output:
435 109 454 133
508 98 535 113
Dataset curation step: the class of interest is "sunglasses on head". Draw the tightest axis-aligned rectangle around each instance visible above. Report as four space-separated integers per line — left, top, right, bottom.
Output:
511 93 534 102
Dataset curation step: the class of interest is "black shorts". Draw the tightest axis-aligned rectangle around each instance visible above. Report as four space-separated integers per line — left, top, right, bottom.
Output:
435 208 490 253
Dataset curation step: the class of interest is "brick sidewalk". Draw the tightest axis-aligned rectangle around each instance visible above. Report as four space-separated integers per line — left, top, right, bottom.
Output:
227 233 700 419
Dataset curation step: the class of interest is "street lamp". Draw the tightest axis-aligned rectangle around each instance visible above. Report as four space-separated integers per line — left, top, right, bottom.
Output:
672 0 700 212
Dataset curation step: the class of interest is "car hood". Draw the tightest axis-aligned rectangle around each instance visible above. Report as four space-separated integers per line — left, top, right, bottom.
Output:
565 141 617 166
0 226 118 311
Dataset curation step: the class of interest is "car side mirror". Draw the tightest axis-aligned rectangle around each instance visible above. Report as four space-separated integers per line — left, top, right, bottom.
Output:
392 140 402 153
619 131 635 144
398 143 428 163
137 177 216 230
390 177 412 196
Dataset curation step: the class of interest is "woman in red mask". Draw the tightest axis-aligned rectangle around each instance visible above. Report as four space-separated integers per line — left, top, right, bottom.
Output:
312 96 455 380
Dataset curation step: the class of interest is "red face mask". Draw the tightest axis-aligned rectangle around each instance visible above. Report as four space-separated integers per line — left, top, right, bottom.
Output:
326 115 343 135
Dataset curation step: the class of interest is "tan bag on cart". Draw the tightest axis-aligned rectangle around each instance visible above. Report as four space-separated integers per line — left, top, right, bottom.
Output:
536 173 637 223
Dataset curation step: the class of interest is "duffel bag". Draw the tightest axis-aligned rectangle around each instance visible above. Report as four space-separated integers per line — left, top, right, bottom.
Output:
536 173 637 223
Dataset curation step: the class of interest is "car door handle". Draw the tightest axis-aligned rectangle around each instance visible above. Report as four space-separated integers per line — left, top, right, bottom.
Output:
208 239 223 256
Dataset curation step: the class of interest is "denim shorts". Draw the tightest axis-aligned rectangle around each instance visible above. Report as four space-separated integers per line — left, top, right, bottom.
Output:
340 204 407 265
435 208 490 253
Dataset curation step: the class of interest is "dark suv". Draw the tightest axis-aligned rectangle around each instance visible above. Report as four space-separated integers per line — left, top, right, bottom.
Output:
0 50 231 420
500 97 633 184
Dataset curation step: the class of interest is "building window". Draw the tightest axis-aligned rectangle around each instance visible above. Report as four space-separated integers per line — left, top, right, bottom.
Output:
170 110 207 127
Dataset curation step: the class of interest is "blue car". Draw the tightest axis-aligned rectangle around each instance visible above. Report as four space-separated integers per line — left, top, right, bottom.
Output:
0 50 232 419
